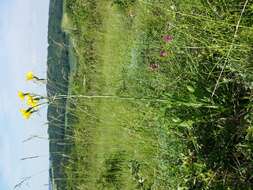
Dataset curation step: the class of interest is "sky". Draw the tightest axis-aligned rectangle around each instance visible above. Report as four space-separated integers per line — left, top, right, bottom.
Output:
0 0 50 189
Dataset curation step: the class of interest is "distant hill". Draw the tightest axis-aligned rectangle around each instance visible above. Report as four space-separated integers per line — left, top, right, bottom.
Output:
46 0 70 189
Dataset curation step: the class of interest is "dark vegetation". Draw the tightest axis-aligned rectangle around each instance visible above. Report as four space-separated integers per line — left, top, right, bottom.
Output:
138 0 253 188
97 151 126 190
47 0 70 189
112 0 136 10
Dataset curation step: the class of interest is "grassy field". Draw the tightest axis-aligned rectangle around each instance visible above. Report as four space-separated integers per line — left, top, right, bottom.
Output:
57 0 253 189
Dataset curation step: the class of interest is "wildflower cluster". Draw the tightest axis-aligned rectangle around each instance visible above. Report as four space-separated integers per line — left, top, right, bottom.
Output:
160 34 173 58
18 72 46 119
149 35 173 71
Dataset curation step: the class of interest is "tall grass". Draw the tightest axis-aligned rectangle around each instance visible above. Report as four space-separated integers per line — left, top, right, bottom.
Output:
51 0 253 189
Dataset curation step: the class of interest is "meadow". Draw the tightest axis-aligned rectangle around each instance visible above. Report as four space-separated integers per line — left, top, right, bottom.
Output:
49 0 253 189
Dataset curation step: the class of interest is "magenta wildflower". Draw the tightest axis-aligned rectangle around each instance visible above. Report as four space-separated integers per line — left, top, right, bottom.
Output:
160 50 168 57
163 35 173 43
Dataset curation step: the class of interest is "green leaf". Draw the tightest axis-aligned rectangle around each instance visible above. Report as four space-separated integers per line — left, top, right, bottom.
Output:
186 85 195 93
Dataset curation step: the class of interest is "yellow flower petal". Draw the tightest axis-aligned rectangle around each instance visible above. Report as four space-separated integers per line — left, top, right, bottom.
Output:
20 109 32 119
26 71 34 81
18 91 25 101
27 95 39 107
18 91 30 101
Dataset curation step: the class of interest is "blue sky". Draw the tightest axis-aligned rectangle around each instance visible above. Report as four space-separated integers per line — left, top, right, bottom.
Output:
0 0 50 189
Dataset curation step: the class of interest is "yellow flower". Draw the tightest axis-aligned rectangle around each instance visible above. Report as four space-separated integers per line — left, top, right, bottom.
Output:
27 95 39 107
26 71 34 81
20 109 32 119
18 91 25 101
18 91 29 101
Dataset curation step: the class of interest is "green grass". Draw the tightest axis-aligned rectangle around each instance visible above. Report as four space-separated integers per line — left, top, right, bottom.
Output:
58 0 253 189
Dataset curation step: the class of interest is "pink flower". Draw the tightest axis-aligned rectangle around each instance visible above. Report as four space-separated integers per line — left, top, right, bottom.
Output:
160 50 168 57
163 35 173 43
